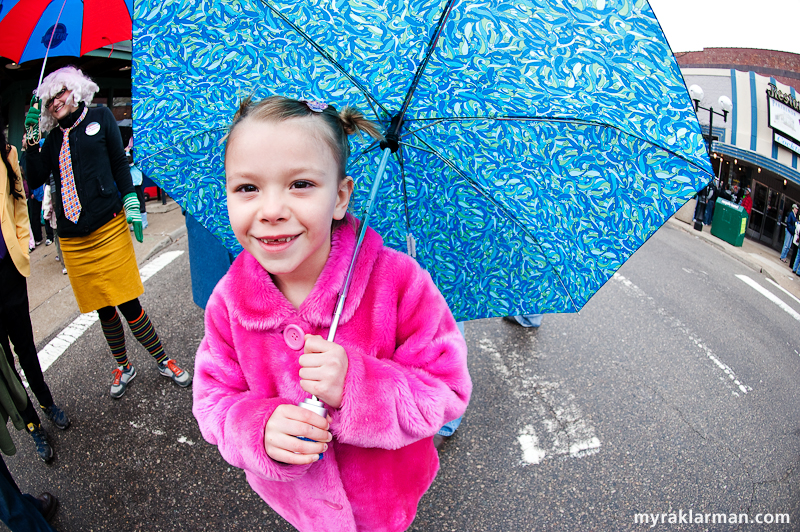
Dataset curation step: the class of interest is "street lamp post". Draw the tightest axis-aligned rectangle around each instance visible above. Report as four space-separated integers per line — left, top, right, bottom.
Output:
688 84 732 155
688 85 732 231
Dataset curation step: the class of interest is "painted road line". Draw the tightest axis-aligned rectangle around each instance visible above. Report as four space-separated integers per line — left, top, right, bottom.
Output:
765 278 800 307
737 274 800 322
612 273 751 396
139 250 184 283
37 250 185 373
479 335 601 465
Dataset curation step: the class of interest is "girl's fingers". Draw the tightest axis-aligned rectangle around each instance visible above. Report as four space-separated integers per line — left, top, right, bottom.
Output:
298 352 326 368
266 444 324 465
302 334 329 354
265 417 331 464
270 431 328 455
270 404 329 431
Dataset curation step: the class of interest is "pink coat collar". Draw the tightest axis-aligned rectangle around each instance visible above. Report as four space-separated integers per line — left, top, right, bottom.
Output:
227 214 383 331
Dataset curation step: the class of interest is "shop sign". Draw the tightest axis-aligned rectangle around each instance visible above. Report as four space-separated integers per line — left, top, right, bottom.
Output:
775 132 800 156
767 83 800 112
767 84 800 150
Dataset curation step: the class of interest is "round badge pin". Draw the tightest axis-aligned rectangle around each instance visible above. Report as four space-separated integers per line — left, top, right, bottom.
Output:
85 122 101 136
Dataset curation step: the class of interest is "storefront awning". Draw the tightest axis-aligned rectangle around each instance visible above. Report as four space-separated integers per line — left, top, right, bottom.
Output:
712 141 800 186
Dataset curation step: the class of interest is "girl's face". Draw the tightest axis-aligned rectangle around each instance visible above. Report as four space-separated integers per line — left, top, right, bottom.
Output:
226 118 353 292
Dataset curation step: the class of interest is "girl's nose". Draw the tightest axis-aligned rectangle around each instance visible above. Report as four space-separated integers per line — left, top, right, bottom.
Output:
258 191 289 222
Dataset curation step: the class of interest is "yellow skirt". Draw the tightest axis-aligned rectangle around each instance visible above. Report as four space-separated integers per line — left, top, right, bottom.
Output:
61 212 144 313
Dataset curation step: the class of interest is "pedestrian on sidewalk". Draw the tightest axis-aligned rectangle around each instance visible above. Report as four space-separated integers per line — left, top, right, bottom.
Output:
193 96 471 532
741 188 752 216
26 183 47 247
1 126 70 463
23 66 192 399
41 182 67 275
780 204 798 262
0 345 60 532
703 181 717 226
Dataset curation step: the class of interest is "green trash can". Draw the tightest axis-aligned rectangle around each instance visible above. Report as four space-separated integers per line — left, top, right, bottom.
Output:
710 198 747 247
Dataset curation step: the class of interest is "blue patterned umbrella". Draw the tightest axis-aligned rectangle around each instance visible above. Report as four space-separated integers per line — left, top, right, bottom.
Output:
134 0 712 321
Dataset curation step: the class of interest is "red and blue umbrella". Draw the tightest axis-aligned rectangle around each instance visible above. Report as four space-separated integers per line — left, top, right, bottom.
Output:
0 0 132 64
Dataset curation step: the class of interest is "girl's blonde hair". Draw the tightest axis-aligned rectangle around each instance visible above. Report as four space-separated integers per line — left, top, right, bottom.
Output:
226 95 384 180
36 66 99 132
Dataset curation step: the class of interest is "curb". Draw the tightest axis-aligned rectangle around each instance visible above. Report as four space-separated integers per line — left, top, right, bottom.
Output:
666 218 775 282
142 224 187 264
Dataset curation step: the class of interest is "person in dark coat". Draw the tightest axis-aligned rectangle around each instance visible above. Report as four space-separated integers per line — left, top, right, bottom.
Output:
0 343 60 531
1 126 69 463
781 204 798 262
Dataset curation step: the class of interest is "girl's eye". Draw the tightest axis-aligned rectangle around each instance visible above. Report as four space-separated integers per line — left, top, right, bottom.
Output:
236 184 257 193
291 180 314 189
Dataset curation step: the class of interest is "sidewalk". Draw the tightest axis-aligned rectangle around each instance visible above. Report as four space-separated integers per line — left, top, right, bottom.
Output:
26 198 187 345
666 215 800 302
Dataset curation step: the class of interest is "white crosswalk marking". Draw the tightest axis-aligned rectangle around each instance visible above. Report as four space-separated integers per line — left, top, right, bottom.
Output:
480 335 601 465
737 274 800 322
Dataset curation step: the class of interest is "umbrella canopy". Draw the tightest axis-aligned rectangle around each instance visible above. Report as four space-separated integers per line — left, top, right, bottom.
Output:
133 0 713 321
0 0 132 64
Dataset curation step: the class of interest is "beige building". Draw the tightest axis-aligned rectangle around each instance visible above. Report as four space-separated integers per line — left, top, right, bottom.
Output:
678 48 800 250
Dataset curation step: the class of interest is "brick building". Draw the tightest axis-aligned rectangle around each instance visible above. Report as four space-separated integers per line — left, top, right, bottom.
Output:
677 48 800 250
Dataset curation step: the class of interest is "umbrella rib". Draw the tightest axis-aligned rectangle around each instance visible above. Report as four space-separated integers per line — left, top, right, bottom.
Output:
394 0 458 122
258 0 386 121
404 115 714 177
401 136 580 312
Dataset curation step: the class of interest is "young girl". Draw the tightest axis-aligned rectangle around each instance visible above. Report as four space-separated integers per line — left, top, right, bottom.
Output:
192 96 472 532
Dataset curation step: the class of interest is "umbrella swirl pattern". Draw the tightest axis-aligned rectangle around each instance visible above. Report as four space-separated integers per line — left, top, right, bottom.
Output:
134 0 712 320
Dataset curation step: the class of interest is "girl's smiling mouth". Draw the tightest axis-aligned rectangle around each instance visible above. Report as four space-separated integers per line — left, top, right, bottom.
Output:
258 235 299 245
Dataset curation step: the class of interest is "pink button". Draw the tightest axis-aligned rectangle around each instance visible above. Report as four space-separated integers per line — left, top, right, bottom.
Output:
283 324 305 350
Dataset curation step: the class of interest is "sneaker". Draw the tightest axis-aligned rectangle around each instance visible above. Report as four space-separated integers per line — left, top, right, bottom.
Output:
158 359 192 387
40 404 70 430
110 364 136 398
62 267 67 275
45 239 53 246
27 423 53 462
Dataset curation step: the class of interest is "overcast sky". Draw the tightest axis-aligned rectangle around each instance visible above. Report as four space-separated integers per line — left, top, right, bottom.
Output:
647 0 800 55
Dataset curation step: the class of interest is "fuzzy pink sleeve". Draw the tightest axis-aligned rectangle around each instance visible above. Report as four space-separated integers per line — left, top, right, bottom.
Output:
192 289 312 481
330 255 472 449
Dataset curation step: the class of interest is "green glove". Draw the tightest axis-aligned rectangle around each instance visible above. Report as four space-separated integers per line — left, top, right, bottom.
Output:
25 96 41 144
122 193 144 243
132 220 143 243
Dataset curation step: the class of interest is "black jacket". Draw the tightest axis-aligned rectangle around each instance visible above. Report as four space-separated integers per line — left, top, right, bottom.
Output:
25 103 134 238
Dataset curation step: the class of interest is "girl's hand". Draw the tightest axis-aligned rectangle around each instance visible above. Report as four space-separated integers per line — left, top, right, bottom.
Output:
264 404 331 464
298 335 348 409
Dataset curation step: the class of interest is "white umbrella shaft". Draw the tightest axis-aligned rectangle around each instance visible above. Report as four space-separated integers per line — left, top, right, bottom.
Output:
326 146 393 343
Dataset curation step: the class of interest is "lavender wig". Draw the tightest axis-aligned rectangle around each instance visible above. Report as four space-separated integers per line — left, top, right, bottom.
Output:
36 66 99 131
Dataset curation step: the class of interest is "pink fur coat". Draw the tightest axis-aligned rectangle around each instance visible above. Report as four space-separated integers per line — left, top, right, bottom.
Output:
193 216 472 532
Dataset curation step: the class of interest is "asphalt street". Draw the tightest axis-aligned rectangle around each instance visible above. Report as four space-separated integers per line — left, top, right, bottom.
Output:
4 221 800 531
